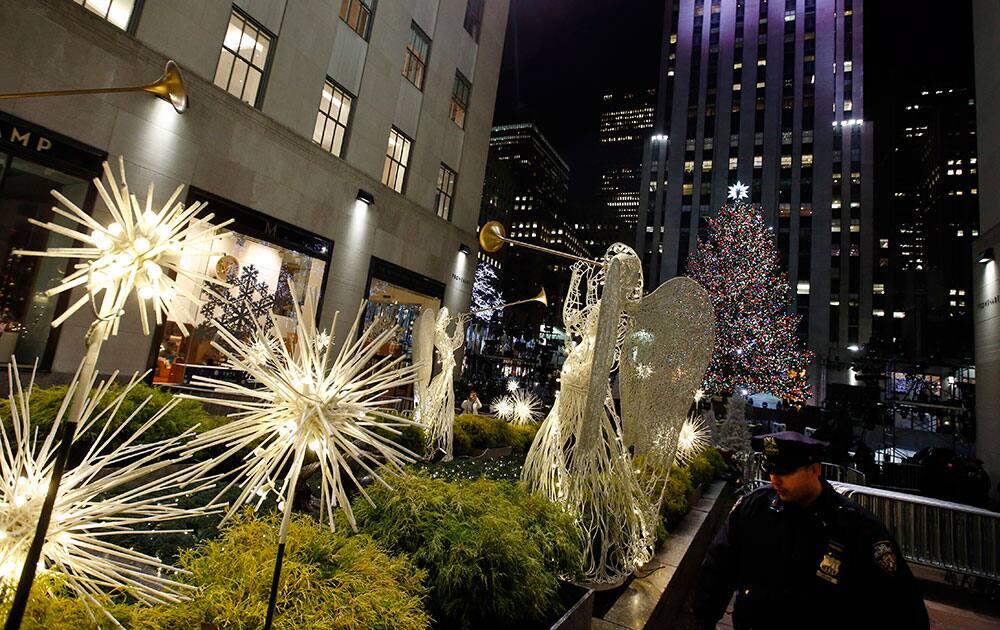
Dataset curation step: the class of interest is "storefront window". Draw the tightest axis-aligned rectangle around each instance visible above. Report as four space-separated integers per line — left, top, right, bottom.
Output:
362 258 444 372
153 192 331 386
0 154 92 365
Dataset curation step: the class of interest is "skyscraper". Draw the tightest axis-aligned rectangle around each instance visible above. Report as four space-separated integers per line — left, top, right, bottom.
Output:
599 89 656 228
875 86 980 364
638 0 872 399
489 123 586 325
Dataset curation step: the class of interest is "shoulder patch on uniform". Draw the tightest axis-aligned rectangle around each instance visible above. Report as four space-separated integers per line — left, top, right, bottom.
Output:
873 541 898 575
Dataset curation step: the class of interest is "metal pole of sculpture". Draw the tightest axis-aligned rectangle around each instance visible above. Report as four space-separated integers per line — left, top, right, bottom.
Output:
4 159 228 629
184 284 422 630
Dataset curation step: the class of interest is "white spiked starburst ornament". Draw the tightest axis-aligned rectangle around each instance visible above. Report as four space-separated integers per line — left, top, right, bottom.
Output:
506 378 520 393
510 389 542 425
15 157 230 337
185 284 423 531
676 413 712 465
491 396 514 421
727 181 750 201
0 364 220 627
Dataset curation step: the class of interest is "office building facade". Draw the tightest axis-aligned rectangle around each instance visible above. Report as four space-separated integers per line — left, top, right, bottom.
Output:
638 0 873 399
0 0 508 384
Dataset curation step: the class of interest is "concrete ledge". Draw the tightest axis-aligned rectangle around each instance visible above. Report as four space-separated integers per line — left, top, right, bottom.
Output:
593 480 737 630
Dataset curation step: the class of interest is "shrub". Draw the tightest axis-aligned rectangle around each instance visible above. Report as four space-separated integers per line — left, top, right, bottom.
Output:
660 464 694 533
453 414 538 456
0 382 226 451
7 512 430 630
354 474 582 629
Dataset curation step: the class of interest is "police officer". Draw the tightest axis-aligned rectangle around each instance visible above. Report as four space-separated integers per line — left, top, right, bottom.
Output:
692 431 929 629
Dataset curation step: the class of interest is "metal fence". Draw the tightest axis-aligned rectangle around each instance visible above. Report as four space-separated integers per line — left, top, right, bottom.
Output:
832 482 1000 581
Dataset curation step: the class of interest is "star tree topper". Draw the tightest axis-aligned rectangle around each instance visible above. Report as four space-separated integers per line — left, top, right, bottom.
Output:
727 181 750 201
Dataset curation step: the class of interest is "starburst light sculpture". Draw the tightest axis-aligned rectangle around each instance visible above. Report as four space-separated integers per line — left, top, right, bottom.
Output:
506 378 520 393
676 414 712 465
0 364 219 626
510 389 542 425
491 396 514 421
15 156 230 337
185 284 422 531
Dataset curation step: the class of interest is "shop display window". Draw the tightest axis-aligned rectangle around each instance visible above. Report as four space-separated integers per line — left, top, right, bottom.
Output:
153 192 331 387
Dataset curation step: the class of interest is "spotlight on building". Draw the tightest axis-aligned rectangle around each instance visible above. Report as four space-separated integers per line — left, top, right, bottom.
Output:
356 189 375 206
458 244 471 255
977 247 994 264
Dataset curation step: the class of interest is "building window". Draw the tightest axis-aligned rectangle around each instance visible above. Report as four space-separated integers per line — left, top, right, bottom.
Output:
215 9 272 107
75 0 135 30
873 283 884 295
464 0 485 42
313 80 353 157
797 281 810 295
339 0 374 39
449 72 471 129
382 128 412 193
435 164 457 221
403 22 431 89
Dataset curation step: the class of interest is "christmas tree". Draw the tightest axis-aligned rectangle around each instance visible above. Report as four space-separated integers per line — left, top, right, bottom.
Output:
686 182 813 402
470 262 504 323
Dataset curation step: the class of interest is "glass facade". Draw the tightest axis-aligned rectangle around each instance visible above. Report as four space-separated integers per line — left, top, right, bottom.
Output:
152 190 332 386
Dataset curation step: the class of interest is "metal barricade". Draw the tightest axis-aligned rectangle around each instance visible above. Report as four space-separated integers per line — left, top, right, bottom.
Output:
832 482 1000 581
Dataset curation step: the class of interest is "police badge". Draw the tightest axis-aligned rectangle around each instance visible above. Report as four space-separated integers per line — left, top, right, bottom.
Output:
816 541 844 584
873 541 898 575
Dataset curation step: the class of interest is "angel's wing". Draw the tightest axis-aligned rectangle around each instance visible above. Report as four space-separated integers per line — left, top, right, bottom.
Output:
620 276 715 459
412 306 437 391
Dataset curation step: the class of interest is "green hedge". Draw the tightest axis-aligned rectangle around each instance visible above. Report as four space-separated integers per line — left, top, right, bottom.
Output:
0 381 226 449
453 414 537 456
353 473 582 630
656 448 729 543
9 511 431 630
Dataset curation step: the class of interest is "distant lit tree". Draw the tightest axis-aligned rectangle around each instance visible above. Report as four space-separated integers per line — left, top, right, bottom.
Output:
686 187 813 402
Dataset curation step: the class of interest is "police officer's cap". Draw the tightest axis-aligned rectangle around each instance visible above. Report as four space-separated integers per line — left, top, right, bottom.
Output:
753 431 829 475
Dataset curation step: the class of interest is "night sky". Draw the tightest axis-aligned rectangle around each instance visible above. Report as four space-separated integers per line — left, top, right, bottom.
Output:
491 0 976 217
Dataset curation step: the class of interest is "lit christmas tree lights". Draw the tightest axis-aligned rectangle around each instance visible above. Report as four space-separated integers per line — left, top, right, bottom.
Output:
686 185 813 402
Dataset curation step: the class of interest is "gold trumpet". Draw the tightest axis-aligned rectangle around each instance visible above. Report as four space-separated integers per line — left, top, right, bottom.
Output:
479 220 602 267
0 60 188 113
470 287 548 315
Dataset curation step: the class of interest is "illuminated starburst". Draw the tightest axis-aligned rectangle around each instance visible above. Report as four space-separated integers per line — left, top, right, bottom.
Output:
185 284 422 531
506 378 520 393
15 157 230 336
727 181 749 201
0 365 219 626
693 388 705 403
510 389 542 426
676 414 712 465
491 396 514 421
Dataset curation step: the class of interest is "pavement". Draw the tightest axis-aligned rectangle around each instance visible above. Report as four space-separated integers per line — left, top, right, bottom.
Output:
704 594 1000 629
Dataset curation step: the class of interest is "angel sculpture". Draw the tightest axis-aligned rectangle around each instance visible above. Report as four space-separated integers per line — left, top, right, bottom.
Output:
420 307 465 461
522 242 715 584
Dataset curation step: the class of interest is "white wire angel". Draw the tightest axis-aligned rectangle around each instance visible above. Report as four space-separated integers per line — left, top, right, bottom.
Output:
523 243 715 583
421 307 465 461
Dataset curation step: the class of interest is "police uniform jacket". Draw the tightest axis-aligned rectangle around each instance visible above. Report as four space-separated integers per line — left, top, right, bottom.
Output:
692 480 929 629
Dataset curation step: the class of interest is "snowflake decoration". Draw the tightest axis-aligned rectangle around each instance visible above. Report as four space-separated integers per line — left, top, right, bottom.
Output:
727 181 749 201
200 264 274 341
676 414 712 465
14 157 229 337
510 389 542 426
491 396 514 421
185 283 422 531
0 366 220 626
635 362 654 380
